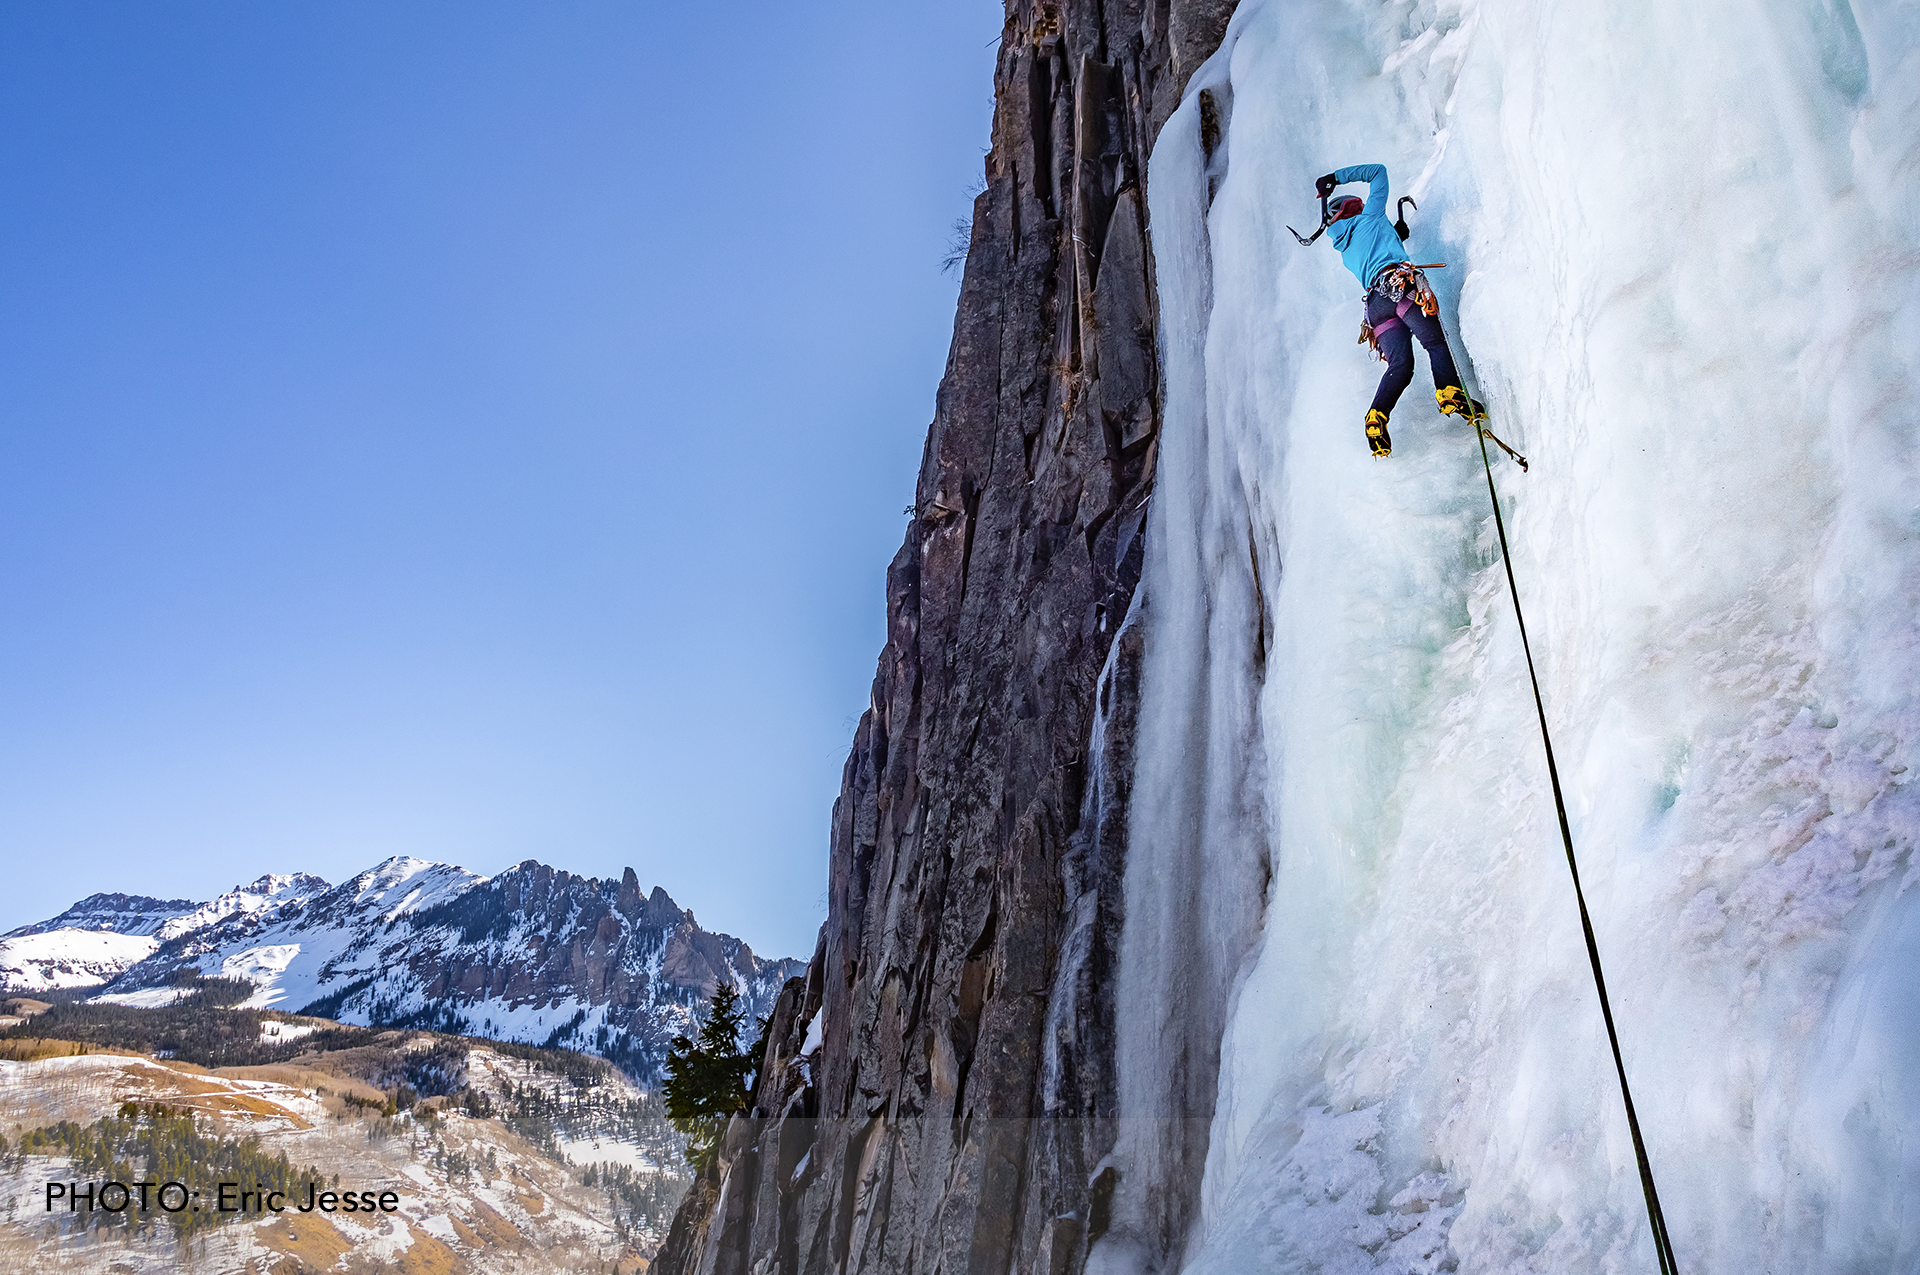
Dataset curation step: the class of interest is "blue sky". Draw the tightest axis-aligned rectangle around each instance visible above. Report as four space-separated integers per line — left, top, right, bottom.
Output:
0 2 1000 959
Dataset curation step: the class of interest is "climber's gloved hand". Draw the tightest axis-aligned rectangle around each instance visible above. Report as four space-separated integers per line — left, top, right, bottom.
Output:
1315 173 1338 197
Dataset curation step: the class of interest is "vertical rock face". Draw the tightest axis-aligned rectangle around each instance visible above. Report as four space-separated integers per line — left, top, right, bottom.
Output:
653 2 1235 1272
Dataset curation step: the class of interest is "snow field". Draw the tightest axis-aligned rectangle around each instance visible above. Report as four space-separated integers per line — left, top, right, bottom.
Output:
258 1020 319 1045
90 988 194 1009
1109 0 1920 1270
553 1130 672 1176
0 930 160 992
222 944 302 986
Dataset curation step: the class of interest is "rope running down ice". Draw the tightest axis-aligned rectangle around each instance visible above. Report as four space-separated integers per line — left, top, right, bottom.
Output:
1438 322 1681 1275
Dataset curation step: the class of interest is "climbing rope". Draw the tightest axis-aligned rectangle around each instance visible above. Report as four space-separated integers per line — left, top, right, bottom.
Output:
1437 324 1681 1275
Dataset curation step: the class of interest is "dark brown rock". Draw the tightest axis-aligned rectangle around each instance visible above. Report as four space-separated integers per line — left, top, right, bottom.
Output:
652 2 1236 1273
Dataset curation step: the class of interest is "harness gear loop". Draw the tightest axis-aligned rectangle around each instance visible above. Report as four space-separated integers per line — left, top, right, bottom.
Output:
1434 318 1681 1275
1359 264 1444 358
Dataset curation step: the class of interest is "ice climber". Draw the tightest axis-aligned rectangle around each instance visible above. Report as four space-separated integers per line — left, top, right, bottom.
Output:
1314 164 1478 458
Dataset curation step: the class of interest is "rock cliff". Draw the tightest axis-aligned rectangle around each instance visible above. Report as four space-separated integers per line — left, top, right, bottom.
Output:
653 2 1235 1271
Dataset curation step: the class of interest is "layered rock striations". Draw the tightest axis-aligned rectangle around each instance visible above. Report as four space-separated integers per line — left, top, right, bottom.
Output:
654 2 1235 1271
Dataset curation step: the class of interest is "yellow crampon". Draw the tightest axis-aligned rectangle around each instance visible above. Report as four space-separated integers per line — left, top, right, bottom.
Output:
1435 385 1483 420
1365 408 1392 458
1437 386 1528 470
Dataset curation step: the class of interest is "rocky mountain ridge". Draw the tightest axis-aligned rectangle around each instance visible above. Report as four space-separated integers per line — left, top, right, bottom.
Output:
0 856 802 1083
4 892 200 938
5 873 338 943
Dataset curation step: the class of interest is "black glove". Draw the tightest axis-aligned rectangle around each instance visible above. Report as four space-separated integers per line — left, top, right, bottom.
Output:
1315 173 1338 197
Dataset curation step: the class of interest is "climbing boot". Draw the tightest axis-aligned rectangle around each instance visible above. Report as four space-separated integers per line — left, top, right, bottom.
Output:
1365 408 1392 458
1435 385 1486 421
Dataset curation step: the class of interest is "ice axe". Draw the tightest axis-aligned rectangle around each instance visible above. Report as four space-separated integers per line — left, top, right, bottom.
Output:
1286 191 1333 246
1289 172 1344 244
1292 192 1422 245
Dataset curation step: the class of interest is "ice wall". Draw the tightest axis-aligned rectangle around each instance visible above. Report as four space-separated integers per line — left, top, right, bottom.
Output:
1111 0 1920 1270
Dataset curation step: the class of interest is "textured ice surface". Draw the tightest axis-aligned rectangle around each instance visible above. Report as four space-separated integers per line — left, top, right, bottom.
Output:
1109 0 1920 1270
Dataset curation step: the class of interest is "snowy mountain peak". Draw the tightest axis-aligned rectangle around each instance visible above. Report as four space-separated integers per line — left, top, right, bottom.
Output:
0 928 162 992
233 872 330 900
2 893 197 940
338 856 489 923
0 872 334 993
152 871 332 941
361 854 455 886
0 857 804 1082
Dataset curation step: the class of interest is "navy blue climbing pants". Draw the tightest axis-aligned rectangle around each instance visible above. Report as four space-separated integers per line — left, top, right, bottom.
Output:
1366 287 1460 417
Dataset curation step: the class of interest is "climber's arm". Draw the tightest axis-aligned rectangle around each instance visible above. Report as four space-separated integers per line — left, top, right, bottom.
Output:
1333 163 1390 216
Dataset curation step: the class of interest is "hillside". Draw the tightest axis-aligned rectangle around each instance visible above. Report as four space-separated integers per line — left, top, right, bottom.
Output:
0 995 690 1271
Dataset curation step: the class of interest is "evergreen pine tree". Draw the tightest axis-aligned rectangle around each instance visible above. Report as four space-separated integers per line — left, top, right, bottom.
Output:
662 983 759 1170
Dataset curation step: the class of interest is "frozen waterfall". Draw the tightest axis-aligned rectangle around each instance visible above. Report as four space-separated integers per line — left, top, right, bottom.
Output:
1104 0 1920 1271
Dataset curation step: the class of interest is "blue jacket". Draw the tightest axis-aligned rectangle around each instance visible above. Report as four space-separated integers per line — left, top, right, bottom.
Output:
1328 163 1407 291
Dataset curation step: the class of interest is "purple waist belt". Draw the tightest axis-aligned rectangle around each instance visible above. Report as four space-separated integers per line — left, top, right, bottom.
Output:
1370 293 1418 337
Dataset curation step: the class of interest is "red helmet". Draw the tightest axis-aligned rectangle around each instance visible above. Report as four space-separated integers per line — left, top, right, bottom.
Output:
1328 195 1364 222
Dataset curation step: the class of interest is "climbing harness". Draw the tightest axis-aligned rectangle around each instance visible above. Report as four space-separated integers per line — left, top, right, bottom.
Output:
1373 262 1442 315
1359 262 1444 359
1435 318 1681 1275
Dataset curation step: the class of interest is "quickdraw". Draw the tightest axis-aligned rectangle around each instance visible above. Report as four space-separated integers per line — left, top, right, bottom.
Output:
1474 418 1530 472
